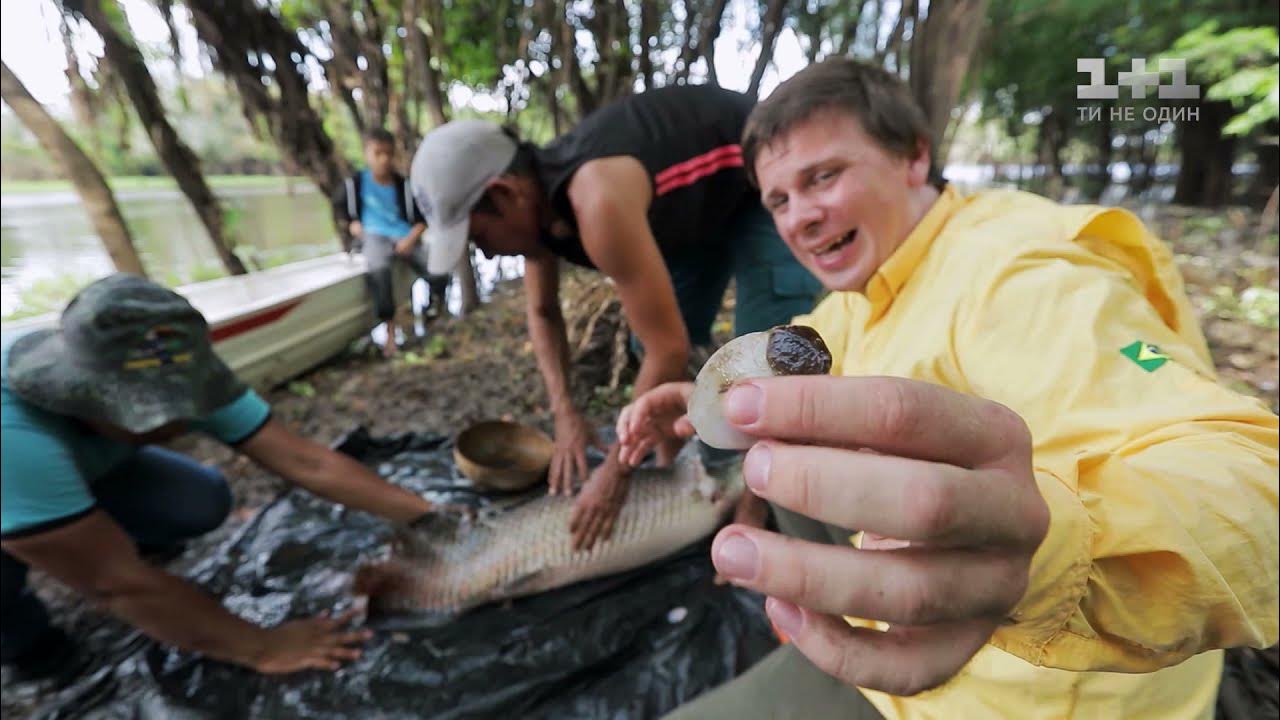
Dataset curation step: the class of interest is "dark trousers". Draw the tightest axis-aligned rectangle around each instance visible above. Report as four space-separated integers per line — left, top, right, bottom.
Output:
660 508 882 720
361 232 450 322
1 447 232 664
633 205 823 360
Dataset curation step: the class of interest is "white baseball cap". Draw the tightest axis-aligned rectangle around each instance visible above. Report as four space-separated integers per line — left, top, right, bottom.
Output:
409 120 519 275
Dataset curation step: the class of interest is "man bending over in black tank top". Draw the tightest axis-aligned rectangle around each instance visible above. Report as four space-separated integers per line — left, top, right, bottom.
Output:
409 85 821 551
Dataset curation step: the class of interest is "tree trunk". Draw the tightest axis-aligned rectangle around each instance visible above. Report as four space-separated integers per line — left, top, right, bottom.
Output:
60 12 101 157
638 0 657 91
836 0 866 56
2 61 146 276
323 5 368 131
560 6 598 117
1245 122 1278 207
695 0 729 85
582 0 633 105
356 0 390 130
187 0 350 246
1082 105 1113 201
877 0 912 67
405 0 449 127
907 0 988 167
457 250 479 316
1172 100 1237 207
747 0 789 98
75 0 247 276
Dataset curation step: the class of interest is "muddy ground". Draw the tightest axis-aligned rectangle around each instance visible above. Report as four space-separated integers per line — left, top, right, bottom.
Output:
3 202 1277 717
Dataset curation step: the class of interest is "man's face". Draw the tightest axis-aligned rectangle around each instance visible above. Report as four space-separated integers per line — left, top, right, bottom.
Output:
365 141 396 177
755 111 931 293
466 178 542 259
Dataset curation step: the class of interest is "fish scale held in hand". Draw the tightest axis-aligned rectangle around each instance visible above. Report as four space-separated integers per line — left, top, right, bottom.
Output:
357 444 743 614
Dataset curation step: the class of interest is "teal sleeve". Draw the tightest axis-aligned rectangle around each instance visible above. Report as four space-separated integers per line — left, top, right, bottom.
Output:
1 425 95 537
192 389 272 445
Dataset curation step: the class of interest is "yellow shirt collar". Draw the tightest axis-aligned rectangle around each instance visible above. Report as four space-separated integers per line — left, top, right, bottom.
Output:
865 184 963 317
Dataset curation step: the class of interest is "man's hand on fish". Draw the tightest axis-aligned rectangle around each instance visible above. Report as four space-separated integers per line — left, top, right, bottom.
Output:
708 375 1049 696
616 381 696 468
251 608 373 674
549 410 602 495
568 448 631 551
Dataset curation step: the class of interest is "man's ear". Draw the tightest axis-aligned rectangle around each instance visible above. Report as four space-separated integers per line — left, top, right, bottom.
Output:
488 175 531 208
908 138 933 187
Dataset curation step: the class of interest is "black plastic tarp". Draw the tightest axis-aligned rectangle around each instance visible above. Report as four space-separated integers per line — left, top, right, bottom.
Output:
31 429 778 720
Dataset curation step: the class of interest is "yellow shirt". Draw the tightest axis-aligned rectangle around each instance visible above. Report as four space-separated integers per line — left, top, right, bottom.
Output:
793 186 1279 720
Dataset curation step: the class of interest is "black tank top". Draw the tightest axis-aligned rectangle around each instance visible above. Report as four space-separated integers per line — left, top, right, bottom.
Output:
534 85 757 268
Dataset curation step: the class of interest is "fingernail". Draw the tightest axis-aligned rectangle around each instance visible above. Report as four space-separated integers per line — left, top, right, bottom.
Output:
766 597 804 637
714 532 759 580
744 444 771 494
724 383 762 425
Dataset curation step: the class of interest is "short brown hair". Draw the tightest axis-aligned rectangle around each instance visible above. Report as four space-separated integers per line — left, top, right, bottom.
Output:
741 58 935 187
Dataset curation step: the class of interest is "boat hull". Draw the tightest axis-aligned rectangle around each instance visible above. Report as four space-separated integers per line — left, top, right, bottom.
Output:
2 253 411 390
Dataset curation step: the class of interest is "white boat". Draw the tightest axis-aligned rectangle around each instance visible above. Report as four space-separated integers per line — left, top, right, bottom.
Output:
3 253 411 390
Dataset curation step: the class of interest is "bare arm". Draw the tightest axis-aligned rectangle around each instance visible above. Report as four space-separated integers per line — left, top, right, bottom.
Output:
569 156 691 400
2 511 370 673
524 254 575 417
3 512 269 667
563 157 692 550
238 418 432 523
524 254 602 492
395 223 427 255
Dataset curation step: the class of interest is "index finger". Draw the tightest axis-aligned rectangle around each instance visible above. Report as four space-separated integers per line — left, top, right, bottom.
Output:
724 376 1030 470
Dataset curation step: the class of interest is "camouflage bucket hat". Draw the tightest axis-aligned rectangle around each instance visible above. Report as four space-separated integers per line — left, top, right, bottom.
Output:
6 273 246 433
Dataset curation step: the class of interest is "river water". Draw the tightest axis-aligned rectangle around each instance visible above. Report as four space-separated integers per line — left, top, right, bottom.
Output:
0 183 342 318
0 183 524 320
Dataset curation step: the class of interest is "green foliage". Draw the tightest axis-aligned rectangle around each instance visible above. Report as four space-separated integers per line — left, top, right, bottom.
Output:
1163 22 1279 136
1 76 284 182
424 334 449 358
1 274 96 320
287 380 318 398
398 335 449 366
160 261 226 287
1207 285 1280 329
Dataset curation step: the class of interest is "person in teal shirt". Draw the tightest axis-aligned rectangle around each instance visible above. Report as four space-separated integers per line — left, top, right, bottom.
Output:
1 274 444 685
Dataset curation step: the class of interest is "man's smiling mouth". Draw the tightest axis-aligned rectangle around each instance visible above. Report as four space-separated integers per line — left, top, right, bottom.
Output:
815 229 857 256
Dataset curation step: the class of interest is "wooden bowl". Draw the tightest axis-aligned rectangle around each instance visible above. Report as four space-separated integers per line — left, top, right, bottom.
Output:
453 420 554 492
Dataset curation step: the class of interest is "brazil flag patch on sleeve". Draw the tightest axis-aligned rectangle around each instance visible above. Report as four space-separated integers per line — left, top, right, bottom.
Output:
1120 340 1170 372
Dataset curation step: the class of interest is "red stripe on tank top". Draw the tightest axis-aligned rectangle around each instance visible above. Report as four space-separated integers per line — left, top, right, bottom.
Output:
654 144 744 196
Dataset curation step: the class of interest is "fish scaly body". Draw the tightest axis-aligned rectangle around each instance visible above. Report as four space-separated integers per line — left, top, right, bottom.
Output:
356 445 743 614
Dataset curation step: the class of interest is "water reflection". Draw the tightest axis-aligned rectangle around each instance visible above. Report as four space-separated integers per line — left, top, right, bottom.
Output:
1 185 336 317
0 185 523 320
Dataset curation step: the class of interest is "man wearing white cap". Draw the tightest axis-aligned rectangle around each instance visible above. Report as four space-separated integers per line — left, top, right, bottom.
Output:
411 85 821 551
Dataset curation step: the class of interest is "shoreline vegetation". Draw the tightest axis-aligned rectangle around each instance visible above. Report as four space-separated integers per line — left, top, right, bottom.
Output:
0 174 310 195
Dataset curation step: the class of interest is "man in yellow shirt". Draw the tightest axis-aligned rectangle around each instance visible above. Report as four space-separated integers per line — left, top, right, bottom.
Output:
618 58 1279 719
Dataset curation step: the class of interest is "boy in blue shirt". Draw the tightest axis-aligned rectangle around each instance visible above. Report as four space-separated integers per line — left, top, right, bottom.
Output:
335 128 450 357
1 274 445 685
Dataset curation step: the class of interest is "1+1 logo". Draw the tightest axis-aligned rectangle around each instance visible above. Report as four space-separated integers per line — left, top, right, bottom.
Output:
1076 58 1201 123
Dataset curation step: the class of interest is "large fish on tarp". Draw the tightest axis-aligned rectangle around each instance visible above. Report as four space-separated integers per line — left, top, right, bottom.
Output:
355 444 743 615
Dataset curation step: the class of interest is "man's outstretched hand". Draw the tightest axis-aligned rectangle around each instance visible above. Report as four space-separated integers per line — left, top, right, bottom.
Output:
709 375 1049 696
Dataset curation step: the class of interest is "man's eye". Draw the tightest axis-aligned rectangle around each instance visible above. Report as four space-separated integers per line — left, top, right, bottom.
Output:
815 169 836 183
767 197 788 211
